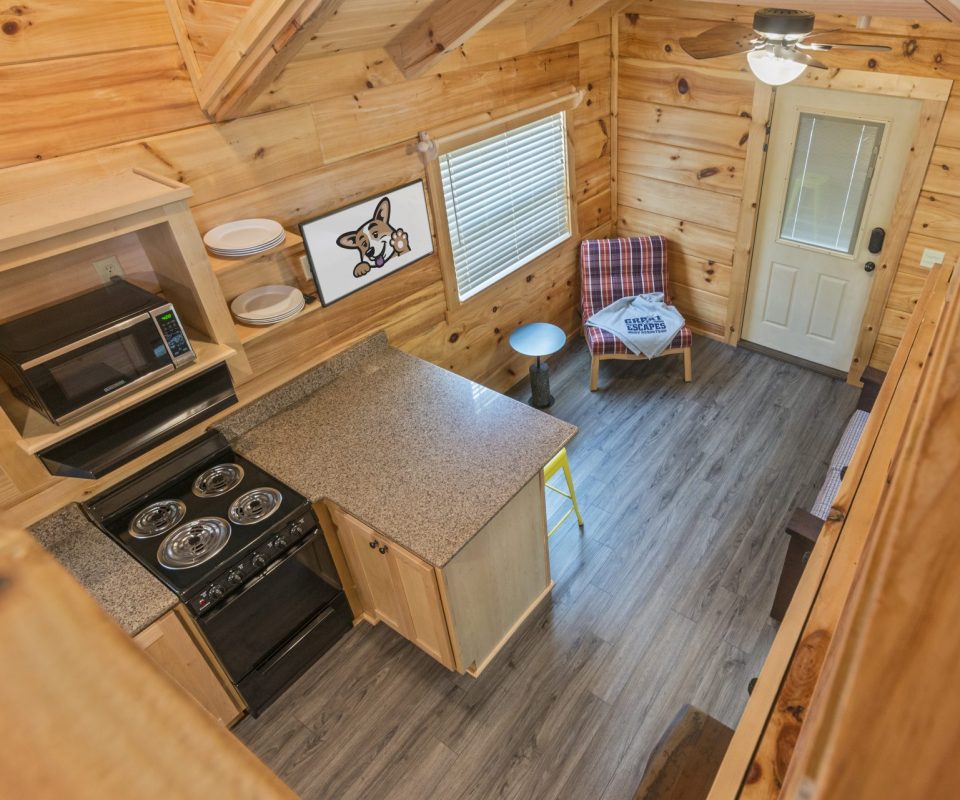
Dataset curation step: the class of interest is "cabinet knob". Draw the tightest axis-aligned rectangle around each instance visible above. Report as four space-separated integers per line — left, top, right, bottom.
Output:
379 545 388 555
369 539 379 549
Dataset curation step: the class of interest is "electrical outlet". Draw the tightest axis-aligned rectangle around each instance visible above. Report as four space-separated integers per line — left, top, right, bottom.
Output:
92 256 124 284
919 247 945 269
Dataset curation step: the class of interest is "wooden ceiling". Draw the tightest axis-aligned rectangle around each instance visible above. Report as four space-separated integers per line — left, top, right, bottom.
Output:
167 0 959 121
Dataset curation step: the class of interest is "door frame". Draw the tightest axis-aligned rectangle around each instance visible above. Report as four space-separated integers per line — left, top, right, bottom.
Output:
725 69 952 384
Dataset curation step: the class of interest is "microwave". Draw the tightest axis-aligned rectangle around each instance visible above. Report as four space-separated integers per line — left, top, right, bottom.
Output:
0 279 196 425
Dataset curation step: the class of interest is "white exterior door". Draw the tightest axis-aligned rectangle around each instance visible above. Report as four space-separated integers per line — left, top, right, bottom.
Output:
741 86 920 372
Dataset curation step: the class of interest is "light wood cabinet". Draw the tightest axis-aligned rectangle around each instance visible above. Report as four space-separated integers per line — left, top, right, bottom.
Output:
330 504 455 670
390 543 456 668
327 473 550 676
134 606 243 725
335 509 410 634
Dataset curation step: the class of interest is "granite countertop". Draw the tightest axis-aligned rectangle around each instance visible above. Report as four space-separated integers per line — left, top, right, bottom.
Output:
29 505 177 635
225 336 577 567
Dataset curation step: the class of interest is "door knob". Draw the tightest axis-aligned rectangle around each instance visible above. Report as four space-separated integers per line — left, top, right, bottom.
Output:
864 261 876 273
868 227 885 254
379 545 388 555
369 539 379 549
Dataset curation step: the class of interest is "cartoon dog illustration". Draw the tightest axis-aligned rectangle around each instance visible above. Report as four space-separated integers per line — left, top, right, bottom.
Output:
336 197 411 278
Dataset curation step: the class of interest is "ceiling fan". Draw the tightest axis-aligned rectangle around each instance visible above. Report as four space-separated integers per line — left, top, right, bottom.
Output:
679 8 892 86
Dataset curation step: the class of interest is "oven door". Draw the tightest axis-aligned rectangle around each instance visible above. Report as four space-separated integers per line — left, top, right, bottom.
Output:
22 313 174 423
196 531 351 713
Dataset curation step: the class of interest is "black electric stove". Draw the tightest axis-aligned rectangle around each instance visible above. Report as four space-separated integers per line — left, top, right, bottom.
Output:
84 431 352 715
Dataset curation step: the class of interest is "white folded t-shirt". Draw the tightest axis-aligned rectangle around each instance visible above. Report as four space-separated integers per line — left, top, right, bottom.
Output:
586 292 685 358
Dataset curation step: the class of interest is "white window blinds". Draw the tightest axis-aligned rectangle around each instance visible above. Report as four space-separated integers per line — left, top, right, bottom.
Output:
439 112 571 300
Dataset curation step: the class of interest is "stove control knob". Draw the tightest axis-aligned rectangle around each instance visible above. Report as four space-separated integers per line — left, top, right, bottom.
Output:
270 534 287 550
207 584 224 601
251 552 267 569
227 569 243 585
289 519 305 536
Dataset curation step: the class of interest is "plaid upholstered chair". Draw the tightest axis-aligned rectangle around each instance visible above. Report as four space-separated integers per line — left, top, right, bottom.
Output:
580 236 693 391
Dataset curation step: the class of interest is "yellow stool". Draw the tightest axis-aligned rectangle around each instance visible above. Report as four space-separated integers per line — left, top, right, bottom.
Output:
544 448 584 537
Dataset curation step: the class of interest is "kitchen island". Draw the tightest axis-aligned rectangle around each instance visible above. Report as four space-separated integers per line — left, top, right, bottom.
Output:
221 332 577 675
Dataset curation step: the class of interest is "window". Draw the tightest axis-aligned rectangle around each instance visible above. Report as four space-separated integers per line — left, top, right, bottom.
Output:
779 113 884 255
439 112 571 300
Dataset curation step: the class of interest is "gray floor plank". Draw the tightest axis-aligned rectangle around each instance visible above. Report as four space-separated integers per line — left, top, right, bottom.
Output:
235 335 858 799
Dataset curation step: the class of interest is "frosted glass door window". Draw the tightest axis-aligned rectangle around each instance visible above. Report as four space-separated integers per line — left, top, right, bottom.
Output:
779 113 884 254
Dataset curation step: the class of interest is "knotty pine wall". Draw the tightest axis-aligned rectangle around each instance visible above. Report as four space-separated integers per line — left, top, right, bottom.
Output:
0 3 614 509
616 0 960 369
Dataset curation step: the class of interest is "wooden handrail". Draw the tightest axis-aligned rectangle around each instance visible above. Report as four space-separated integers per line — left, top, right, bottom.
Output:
709 259 956 798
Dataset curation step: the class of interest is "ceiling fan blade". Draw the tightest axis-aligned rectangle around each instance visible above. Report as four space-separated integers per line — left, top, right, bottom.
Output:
800 28 841 38
778 48 829 70
678 23 757 59
798 41 893 52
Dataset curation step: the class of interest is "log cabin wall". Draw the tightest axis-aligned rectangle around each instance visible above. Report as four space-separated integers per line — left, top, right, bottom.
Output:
0 2 614 511
615 0 960 368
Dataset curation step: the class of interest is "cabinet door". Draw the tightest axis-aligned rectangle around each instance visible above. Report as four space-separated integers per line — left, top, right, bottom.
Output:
135 608 243 725
389 544 456 670
333 510 409 634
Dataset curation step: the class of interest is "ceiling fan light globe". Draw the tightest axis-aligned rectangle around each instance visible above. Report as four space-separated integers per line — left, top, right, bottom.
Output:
747 48 808 85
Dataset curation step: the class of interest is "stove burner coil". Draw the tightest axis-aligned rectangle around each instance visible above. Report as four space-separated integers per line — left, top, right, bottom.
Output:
228 487 283 525
128 499 186 539
157 517 231 569
192 464 244 498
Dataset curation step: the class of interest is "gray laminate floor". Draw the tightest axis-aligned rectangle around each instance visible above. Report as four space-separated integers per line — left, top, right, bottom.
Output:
234 336 858 800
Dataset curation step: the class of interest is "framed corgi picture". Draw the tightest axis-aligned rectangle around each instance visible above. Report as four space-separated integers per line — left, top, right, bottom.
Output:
300 180 435 306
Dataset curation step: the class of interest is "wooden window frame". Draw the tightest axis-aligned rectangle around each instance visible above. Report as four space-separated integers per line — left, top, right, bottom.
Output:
421 87 583 314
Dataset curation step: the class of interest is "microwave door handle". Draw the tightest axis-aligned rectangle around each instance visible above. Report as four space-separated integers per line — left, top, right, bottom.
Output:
20 311 154 370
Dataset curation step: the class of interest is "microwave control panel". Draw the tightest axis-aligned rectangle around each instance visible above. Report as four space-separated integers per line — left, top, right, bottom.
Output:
151 306 196 367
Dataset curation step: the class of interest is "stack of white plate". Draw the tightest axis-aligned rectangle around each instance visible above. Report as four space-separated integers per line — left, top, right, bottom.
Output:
231 285 305 326
204 219 285 258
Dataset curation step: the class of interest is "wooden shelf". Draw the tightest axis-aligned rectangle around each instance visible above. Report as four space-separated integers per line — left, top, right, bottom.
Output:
0 169 192 265
207 229 304 274
234 298 321 344
2 339 235 455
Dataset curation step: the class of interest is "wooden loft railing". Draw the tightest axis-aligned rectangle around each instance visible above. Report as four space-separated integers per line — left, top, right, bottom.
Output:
709 257 959 798
0 525 295 797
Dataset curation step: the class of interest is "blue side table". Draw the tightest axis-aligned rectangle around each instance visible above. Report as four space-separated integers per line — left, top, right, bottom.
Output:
509 322 566 409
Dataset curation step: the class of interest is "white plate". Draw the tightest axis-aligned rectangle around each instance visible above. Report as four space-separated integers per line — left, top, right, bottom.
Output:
231 285 303 322
204 219 284 252
235 299 305 322
208 233 285 251
208 236 285 257
236 307 305 326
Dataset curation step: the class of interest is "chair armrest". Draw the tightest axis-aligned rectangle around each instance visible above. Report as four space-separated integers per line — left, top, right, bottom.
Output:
785 508 823 544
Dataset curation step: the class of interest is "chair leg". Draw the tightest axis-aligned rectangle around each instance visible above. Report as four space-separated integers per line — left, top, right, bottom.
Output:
683 347 693 383
590 355 600 392
560 457 584 527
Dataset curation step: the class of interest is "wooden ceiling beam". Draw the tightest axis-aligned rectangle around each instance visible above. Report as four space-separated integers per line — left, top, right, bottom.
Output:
925 0 960 20
166 0 346 121
386 0 519 79
526 0 629 52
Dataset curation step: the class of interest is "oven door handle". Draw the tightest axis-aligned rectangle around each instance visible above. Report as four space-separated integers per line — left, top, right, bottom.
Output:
256 604 337 675
199 529 320 622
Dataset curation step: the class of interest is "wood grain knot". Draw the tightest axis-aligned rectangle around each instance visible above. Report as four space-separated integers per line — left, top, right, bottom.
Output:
745 760 762 784
1 20 18 35
448 332 459 343
775 723 800 785
903 39 918 56
677 77 689 94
